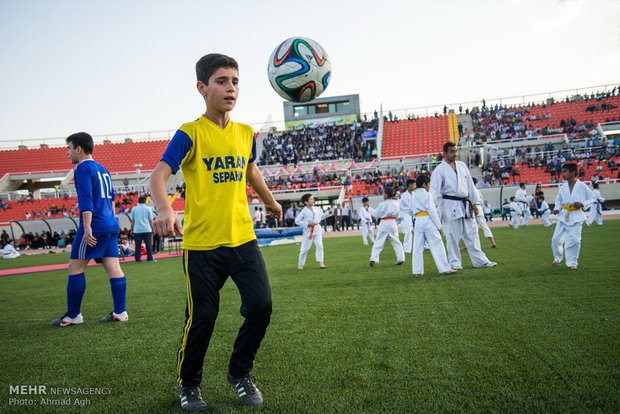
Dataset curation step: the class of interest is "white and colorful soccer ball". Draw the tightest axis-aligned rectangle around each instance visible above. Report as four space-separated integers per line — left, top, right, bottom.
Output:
267 37 331 103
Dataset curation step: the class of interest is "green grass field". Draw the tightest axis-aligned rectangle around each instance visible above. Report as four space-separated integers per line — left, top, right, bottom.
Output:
0 222 618 413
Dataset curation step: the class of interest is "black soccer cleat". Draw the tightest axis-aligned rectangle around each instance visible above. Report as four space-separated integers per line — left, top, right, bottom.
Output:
226 371 263 407
177 386 207 412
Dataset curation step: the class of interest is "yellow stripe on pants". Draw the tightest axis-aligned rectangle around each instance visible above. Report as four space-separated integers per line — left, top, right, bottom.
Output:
176 250 194 386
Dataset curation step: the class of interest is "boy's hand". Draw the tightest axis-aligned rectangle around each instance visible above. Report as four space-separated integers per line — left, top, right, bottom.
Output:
572 202 583 209
264 200 282 220
552 209 559 215
153 212 183 238
84 227 97 247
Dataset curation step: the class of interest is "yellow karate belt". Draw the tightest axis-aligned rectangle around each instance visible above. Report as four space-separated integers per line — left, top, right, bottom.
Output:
415 211 429 217
562 204 582 218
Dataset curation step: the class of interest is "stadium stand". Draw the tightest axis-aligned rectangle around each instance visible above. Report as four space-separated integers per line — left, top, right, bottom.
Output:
1 86 619 234
382 113 459 159
470 95 620 143
0 196 78 222
0 139 170 177
259 123 376 165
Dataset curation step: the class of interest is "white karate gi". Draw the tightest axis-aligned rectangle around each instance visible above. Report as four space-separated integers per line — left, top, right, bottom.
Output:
430 160 493 269
586 188 605 226
370 199 405 263
295 206 325 267
515 188 531 226
509 201 522 229
551 180 594 268
399 191 414 253
538 200 552 227
409 189 451 275
359 206 375 245
473 187 493 238
2 243 20 259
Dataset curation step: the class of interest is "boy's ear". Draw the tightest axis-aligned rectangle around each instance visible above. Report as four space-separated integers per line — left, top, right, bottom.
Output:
197 81 207 97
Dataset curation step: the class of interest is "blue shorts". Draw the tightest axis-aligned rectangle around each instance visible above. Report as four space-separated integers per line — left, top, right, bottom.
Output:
70 228 119 260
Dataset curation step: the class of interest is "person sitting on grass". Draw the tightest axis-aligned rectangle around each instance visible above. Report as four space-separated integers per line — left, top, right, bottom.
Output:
2 240 20 259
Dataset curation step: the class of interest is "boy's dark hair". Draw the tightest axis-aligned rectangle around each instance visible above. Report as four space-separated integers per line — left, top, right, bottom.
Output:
66 132 94 155
443 141 456 153
301 193 312 204
196 54 238 85
538 196 545 201
593 182 599 189
384 187 396 198
562 162 578 174
138 195 147 204
520 182 525 188
406 179 415 187
510 196 516 201
361 197 369 203
415 174 430 188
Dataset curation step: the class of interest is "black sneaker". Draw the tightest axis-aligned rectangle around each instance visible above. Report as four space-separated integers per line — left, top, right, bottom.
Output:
177 386 207 412
226 371 263 407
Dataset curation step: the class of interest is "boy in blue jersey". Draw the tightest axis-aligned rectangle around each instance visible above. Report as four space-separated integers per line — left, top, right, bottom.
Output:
52 132 127 327
150 54 282 412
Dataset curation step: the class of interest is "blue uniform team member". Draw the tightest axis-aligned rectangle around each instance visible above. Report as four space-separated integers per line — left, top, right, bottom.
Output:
150 54 282 412
52 132 127 326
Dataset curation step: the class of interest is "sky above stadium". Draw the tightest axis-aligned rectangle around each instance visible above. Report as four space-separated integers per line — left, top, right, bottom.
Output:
0 0 619 144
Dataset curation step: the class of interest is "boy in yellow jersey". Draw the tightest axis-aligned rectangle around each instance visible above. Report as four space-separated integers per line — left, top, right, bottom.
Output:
150 54 282 412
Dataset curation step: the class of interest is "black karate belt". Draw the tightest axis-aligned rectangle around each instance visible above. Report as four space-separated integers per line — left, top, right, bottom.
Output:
442 195 474 218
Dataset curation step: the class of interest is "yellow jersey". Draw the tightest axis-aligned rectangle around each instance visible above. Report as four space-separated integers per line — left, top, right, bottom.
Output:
161 115 256 250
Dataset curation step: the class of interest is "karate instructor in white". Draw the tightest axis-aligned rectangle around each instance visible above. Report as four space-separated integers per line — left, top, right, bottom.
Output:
430 142 497 270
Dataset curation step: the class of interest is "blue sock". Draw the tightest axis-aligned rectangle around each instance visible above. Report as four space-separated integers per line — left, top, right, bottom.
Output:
109 277 126 314
66 273 86 318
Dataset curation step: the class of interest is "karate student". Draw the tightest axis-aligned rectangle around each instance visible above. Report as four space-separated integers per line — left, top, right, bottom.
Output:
508 196 522 229
399 179 416 253
369 187 405 267
430 142 496 270
359 197 375 245
409 174 457 276
537 196 552 227
586 182 605 226
551 163 594 270
515 183 531 226
472 178 496 247
2 239 20 259
295 193 327 269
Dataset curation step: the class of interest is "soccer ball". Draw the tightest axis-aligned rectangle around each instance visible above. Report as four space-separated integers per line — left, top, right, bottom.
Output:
267 37 331 103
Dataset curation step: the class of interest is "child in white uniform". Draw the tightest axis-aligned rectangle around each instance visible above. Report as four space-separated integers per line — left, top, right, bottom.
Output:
359 197 375 245
295 193 327 270
369 187 405 267
586 182 605 226
509 196 522 230
515 183 531 226
399 179 415 253
409 175 457 276
537 196 552 227
551 163 594 270
472 178 496 247
2 240 20 259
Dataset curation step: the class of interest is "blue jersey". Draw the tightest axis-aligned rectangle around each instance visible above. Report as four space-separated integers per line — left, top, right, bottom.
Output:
74 159 119 233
